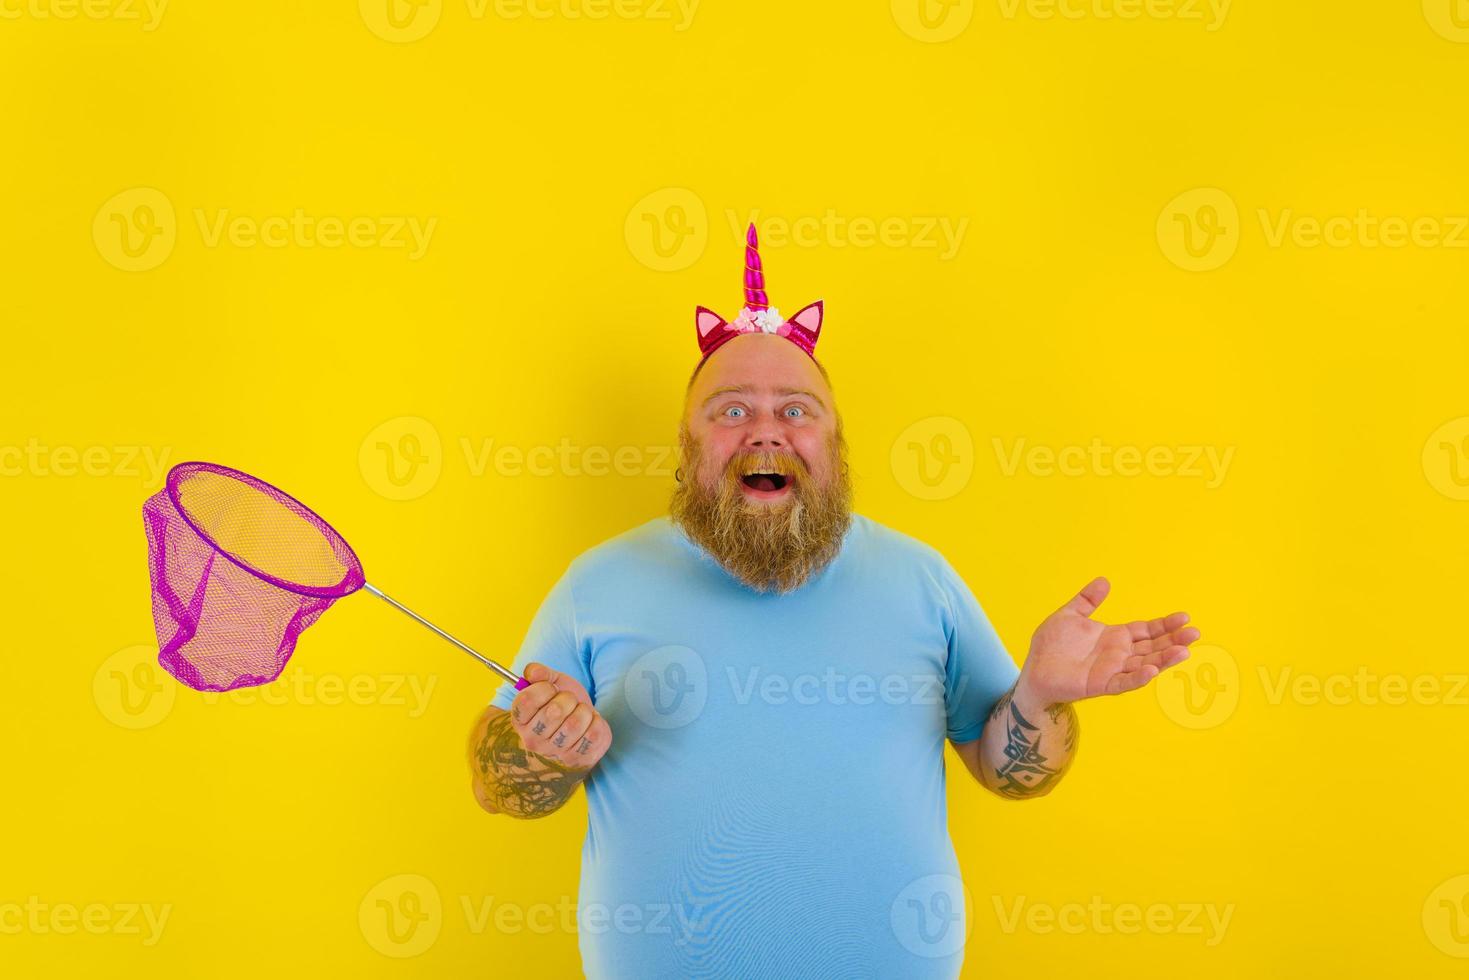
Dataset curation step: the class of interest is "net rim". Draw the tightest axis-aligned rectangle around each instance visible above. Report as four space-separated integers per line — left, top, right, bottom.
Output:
165 461 366 600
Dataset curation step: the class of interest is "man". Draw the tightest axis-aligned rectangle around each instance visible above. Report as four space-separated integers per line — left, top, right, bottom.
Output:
467 225 1200 977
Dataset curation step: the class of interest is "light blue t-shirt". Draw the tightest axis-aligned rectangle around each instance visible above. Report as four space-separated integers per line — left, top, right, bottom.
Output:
488 513 1019 979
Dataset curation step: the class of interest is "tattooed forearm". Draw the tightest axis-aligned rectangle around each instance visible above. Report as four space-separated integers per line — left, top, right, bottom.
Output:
472 710 589 819
980 684 1079 800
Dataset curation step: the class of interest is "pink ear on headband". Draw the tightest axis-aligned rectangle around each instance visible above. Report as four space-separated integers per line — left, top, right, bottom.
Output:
694 223 823 363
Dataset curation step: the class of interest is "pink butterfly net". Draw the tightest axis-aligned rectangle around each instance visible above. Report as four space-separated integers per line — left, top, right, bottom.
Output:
142 461 526 693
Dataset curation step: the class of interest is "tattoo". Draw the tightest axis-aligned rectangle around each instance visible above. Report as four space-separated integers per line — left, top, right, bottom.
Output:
577 738 591 755
473 712 590 819
985 685 1078 800
553 731 567 748
533 721 546 736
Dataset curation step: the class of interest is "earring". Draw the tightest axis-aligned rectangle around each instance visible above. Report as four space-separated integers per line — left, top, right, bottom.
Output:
675 467 683 483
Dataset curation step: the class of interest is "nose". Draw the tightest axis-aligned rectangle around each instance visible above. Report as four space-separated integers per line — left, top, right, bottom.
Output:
743 417 786 452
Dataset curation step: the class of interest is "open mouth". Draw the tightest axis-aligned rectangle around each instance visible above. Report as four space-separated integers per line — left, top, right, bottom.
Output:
739 471 790 494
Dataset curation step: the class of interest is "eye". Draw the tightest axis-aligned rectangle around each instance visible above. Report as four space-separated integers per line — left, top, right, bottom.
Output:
782 405 806 419
723 405 747 419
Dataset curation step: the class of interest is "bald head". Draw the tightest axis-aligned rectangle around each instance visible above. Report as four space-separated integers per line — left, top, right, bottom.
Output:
683 333 834 423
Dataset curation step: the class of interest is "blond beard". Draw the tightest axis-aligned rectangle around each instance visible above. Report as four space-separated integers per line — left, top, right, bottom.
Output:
669 421 853 594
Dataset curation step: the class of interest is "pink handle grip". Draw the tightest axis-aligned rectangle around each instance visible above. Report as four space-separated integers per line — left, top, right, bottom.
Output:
514 677 530 690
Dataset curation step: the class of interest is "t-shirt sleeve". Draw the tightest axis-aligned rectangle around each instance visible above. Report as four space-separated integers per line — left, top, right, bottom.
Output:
487 564 591 712
936 558 1021 744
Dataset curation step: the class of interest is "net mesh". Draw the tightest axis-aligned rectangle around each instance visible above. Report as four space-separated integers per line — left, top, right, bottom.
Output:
142 462 365 691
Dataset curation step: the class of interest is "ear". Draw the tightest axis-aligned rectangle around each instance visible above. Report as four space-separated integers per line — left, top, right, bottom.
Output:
787 300 823 341
695 306 727 339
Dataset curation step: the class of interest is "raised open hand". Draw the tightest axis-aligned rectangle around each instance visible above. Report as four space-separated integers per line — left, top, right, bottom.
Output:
1020 577 1200 705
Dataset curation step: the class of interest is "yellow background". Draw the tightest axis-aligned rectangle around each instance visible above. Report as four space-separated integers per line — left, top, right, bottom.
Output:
3 0 1468 975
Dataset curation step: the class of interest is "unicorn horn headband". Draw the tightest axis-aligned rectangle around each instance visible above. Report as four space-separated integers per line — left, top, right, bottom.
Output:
694 223 824 363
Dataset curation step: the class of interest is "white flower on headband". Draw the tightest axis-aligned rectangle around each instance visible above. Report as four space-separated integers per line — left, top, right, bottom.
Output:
733 306 785 334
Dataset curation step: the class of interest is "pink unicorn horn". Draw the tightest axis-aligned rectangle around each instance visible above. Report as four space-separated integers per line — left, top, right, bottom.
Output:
743 222 769 311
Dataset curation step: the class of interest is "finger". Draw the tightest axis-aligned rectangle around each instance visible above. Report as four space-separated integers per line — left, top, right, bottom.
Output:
522 662 593 704
545 704 596 763
523 691 581 747
1124 645 1192 674
1063 576 1110 616
1137 625 1201 655
508 679 561 725
1126 611 1190 642
571 715 612 765
1106 663 1159 695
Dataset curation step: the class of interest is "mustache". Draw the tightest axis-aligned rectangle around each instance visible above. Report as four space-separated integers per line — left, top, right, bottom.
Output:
718 450 811 485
